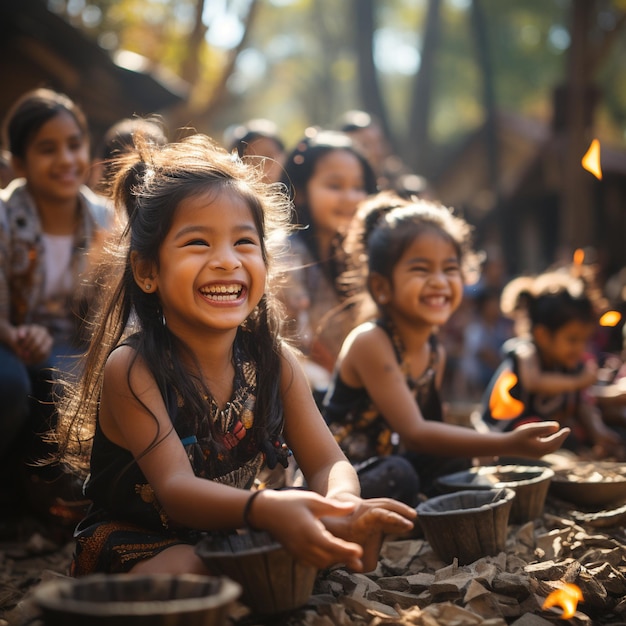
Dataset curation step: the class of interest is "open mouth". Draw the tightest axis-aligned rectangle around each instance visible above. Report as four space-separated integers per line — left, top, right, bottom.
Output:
423 295 449 307
199 284 244 302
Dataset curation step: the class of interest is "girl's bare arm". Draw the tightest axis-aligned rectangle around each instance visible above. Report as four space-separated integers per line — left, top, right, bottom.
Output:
517 344 597 394
99 345 367 570
342 325 569 458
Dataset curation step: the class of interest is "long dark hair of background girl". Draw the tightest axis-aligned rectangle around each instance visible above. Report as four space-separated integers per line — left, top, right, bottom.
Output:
280 129 378 297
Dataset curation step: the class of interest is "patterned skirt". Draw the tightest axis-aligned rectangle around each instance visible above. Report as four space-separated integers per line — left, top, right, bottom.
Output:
71 518 201 576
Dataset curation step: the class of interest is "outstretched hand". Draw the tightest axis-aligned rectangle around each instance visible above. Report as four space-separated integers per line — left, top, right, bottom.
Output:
321 496 416 572
247 490 415 573
510 420 571 457
246 489 365 571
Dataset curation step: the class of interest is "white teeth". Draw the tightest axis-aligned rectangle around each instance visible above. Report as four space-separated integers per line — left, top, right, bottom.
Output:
200 284 242 300
425 296 447 305
205 285 240 294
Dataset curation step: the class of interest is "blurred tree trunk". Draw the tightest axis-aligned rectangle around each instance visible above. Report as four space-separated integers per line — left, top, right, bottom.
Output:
307 1 343 126
558 0 626 254
169 0 261 133
407 0 441 176
180 0 207 85
470 0 499 202
558 0 596 253
352 0 393 149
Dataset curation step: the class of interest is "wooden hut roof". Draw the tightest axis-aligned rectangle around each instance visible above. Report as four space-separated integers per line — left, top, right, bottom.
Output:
0 0 188 145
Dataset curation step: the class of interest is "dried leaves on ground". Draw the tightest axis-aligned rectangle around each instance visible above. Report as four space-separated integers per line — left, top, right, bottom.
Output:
2 496 626 625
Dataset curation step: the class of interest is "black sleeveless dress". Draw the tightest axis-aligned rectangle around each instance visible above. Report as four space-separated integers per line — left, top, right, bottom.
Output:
324 320 471 497
71 343 272 575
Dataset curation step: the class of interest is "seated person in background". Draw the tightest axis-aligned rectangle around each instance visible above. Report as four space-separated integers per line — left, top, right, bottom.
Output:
90 116 168 198
323 192 570 502
0 88 113 517
480 270 624 460
337 110 413 194
224 118 286 184
278 129 378 401
460 285 514 401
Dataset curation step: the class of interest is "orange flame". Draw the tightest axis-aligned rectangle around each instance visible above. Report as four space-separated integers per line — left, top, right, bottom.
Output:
489 370 524 419
573 248 585 266
582 138 602 180
599 310 622 327
542 583 583 619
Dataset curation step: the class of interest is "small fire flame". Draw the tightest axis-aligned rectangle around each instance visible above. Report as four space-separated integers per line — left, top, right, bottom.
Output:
489 370 524 419
573 248 585 267
599 310 622 327
542 583 584 619
582 138 602 180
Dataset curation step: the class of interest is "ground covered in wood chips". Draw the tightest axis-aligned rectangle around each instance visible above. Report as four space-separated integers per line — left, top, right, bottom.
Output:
2 463 626 625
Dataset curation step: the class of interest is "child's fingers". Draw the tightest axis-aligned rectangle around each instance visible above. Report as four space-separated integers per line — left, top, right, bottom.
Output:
296 528 363 571
356 497 417 521
537 428 571 451
359 507 415 534
520 420 568 438
540 426 570 441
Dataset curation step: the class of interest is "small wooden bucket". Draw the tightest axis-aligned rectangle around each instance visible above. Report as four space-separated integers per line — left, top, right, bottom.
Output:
417 488 515 565
196 530 317 615
437 465 554 523
32 573 240 626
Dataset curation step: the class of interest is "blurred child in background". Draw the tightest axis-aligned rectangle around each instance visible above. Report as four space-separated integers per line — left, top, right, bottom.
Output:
279 129 378 400
90 116 168 198
0 87 113 517
323 193 570 501
225 118 286 184
480 270 624 459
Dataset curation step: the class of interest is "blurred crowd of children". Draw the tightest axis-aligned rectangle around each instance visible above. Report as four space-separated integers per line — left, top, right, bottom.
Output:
1 89 625 579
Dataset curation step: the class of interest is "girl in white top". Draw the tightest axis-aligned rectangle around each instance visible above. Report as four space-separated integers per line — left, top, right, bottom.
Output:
0 88 112 498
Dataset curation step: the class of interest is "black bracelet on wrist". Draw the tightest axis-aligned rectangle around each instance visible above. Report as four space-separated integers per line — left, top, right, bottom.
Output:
242 489 263 531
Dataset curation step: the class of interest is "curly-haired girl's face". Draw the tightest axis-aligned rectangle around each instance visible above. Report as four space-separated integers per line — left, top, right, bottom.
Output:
535 320 595 370
386 231 463 329
149 187 266 343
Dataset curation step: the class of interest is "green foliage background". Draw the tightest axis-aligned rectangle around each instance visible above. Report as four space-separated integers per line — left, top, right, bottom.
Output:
57 0 625 160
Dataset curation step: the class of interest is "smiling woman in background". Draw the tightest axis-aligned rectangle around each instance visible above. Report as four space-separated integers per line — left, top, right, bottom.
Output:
0 88 113 514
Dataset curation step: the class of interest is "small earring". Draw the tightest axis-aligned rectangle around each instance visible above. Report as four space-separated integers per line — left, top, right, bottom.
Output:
145 283 152 292
378 295 387 304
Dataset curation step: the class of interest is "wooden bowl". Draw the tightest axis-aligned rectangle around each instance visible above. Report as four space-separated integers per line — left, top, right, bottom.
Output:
437 465 554 523
32 573 240 626
416 488 515 565
549 461 626 509
195 530 318 615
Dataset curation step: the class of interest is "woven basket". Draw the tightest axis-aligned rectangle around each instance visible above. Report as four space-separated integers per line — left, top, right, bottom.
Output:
417 488 515 565
437 465 554 523
32 573 240 626
196 530 317 615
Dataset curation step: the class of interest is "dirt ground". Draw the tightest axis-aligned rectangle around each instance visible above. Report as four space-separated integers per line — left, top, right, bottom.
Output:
3 456 626 626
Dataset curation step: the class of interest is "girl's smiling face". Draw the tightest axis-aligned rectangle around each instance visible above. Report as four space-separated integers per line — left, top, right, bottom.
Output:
148 187 267 342
385 230 464 329
13 111 89 204
305 149 370 238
